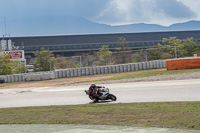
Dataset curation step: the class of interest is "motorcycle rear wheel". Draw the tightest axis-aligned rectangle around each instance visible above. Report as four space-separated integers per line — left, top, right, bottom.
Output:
109 94 117 101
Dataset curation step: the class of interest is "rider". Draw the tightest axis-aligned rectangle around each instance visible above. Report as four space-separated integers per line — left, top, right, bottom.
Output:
88 84 102 100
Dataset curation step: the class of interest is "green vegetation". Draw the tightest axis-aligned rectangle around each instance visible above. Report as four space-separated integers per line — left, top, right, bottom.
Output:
0 53 13 75
84 68 200 82
13 60 27 74
1 36 199 74
54 55 80 69
135 37 200 62
115 37 132 64
0 102 200 130
162 37 199 58
79 52 96 67
97 45 113 66
33 48 55 71
1 66 200 129
0 53 26 75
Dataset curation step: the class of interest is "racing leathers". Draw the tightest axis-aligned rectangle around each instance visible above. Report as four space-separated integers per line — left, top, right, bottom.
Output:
88 84 102 100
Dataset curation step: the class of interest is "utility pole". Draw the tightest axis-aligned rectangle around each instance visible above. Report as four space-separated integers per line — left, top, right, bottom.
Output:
145 50 148 62
174 46 177 58
4 17 7 36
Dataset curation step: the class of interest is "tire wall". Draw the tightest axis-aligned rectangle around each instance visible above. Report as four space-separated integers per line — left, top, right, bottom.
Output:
0 60 166 83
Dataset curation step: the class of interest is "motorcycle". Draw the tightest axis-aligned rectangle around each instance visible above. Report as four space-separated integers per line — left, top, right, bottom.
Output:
85 86 117 102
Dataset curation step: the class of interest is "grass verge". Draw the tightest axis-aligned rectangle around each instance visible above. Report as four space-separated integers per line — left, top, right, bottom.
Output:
75 68 200 84
1 68 200 89
90 68 200 81
0 102 200 130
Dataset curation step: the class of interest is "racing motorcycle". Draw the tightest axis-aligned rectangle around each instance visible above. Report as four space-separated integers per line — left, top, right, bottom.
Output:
85 86 117 102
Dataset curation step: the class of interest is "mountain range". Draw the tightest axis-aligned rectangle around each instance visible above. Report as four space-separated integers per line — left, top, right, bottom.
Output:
1 16 200 36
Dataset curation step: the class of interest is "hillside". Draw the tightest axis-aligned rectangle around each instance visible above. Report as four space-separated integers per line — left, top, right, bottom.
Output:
0 16 200 36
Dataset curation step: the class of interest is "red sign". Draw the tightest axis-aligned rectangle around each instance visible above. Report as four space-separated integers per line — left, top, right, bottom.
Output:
4 51 23 59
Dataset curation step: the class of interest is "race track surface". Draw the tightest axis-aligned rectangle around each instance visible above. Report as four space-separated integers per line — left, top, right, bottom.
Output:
0 79 200 108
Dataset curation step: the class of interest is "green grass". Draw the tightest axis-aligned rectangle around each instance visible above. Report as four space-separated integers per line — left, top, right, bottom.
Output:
0 102 200 130
83 68 200 82
1 68 200 130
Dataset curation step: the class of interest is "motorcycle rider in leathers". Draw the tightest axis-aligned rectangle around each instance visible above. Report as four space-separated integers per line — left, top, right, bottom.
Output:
88 84 102 102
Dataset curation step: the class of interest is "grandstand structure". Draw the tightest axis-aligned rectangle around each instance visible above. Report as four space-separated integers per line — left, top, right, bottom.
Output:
1 30 200 60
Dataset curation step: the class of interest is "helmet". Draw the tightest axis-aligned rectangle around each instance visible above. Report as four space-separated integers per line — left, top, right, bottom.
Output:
91 84 96 88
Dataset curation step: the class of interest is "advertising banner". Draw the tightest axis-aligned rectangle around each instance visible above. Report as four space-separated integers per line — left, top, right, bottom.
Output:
3 50 25 59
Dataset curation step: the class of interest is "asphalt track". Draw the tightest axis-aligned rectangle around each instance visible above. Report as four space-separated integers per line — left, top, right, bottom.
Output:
1 79 200 132
0 79 200 108
0 124 199 133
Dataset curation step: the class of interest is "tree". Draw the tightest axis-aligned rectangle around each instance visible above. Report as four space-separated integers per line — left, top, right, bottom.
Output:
74 51 97 67
79 52 97 67
55 55 79 69
97 45 113 66
0 53 13 75
162 37 198 58
162 37 182 58
146 37 199 60
182 37 199 57
13 60 26 74
132 51 143 62
146 44 174 61
33 48 55 71
115 37 132 64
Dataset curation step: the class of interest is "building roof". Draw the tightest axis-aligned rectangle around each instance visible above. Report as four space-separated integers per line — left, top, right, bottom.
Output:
1 30 200 46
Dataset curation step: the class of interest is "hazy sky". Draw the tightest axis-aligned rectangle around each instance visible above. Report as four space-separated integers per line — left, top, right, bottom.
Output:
0 0 199 26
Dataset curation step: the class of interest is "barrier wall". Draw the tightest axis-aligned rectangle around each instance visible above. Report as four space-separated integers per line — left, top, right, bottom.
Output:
0 60 166 83
25 72 55 81
166 58 200 70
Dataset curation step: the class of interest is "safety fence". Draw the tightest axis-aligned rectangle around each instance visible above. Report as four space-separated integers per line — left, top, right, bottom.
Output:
0 60 166 83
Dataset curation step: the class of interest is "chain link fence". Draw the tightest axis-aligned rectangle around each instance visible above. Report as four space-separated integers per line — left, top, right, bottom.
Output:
49 46 177 69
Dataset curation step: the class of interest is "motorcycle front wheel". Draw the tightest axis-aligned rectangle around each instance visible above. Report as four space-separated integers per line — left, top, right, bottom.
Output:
109 94 117 101
89 95 93 100
89 96 99 102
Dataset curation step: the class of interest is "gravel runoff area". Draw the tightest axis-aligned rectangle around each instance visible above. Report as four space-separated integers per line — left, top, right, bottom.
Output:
74 71 200 85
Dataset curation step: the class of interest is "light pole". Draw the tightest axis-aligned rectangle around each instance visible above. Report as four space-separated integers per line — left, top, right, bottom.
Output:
145 46 177 61
174 46 177 58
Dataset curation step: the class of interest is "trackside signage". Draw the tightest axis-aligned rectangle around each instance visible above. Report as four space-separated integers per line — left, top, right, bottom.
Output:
2 50 25 60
